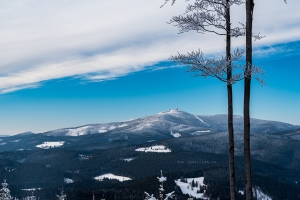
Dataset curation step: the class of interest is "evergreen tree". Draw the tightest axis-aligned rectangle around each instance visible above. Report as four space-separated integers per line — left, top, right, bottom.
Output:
0 179 13 200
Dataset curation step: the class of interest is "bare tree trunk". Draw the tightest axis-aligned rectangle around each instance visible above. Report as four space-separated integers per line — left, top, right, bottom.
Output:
244 0 254 199
226 1 236 199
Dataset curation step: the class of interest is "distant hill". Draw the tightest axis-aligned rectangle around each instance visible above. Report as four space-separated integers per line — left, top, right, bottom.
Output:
1 110 300 199
0 110 299 153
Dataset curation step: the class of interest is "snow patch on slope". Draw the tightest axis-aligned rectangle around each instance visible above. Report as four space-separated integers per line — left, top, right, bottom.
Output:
67 126 90 136
94 173 131 182
175 177 209 199
36 141 64 149
191 130 211 136
64 178 74 184
118 123 128 128
171 131 181 138
98 129 108 133
194 115 209 126
254 187 272 200
135 145 171 153
124 158 135 162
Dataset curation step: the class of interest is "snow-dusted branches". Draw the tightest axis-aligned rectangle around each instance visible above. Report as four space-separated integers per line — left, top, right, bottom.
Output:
169 0 245 37
244 62 266 86
170 49 265 85
171 48 245 85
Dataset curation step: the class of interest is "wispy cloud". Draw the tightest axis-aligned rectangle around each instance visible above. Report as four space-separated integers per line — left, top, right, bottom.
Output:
0 83 41 94
0 0 299 94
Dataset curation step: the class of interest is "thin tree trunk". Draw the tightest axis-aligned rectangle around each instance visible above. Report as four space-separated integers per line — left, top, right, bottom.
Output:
226 1 236 199
244 0 254 199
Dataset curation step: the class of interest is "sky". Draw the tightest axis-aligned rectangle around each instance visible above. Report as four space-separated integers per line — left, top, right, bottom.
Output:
0 0 300 135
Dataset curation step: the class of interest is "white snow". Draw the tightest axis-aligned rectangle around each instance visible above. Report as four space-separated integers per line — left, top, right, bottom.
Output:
0 142 7 145
36 141 64 149
191 130 211 136
9 139 20 142
22 188 42 191
79 154 91 160
158 176 167 183
194 115 210 126
118 123 128 128
158 109 176 115
124 158 135 162
67 126 90 136
135 145 171 153
94 173 131 182
238 190 244 195
175 177 209 199
197 130 211 133
64 178 74 184
170 131 181 138
109 125 116 131
147 140 156 142
98 129 108 133
254 187 272 200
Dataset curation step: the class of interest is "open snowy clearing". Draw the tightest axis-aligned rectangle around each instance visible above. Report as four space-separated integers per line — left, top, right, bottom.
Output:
171 131 181 138
36 141 64 149
175 177 209 199
64 178 74 184
94 173 131 182
124 158 135 162
135 145 171 153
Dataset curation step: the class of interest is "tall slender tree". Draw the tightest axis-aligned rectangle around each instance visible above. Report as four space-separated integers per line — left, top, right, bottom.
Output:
244 1 254 199
166 1 244 199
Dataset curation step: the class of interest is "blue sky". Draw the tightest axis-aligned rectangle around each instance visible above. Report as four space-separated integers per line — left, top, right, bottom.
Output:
0 0 300 135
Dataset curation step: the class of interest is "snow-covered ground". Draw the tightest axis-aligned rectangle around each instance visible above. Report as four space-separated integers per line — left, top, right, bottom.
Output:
135 145 171 153
22 188 42 191
36 141 64 149
171 131 181 138
124 158 135 162
64 178 74 184
68 126 90 136
94 173 131 182
194 115 209 126
254 187 272 200
175 177 209 199
238 187 272 200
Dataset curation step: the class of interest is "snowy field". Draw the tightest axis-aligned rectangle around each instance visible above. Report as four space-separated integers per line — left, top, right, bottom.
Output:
170 131 181 138
175 177 209 199
64 178 74 184
36 141 64 149
135 145 171 153
124 158 135 162
94 173 131 182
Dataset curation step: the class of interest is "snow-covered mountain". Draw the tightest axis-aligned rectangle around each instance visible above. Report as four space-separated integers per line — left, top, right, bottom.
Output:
42 109 211 137
0 109 299 152
42 109 298 137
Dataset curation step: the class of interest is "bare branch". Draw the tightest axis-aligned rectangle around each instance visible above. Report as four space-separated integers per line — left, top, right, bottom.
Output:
244 62 266 86
170 48 245 85
160 0 177 8
169 0 245 37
